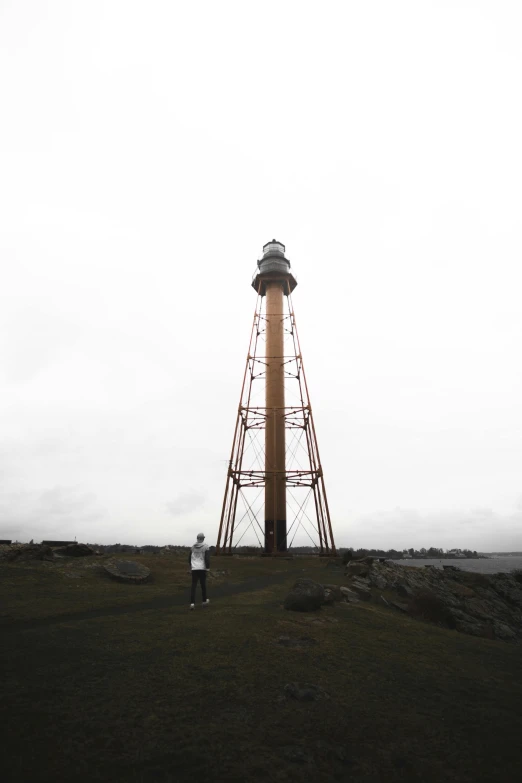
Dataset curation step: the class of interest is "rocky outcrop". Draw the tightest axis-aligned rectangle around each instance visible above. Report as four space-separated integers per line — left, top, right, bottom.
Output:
0 543 53 562
352 560 522 642
284 578 325 612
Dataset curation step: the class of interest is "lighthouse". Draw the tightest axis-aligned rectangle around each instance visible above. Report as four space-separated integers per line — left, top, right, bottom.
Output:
217 241 335 556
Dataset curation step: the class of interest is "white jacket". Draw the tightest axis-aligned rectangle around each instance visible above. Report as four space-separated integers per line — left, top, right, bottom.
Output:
190 541 209 570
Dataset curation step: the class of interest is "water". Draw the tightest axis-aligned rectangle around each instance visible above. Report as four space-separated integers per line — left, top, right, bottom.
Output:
400 557 522 575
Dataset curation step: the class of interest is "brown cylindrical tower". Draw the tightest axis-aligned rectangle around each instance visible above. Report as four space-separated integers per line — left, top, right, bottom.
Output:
265 280 286 551
252 240 297 553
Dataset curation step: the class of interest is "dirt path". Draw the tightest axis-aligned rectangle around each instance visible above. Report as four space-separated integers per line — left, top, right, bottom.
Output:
1 569 296 631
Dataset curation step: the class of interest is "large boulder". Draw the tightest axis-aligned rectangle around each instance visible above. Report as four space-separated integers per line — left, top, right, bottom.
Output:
103 559 151 583
340 586 360 603
349 581 372 601
369 573 388 590
284 579 325 612
345 562 370 578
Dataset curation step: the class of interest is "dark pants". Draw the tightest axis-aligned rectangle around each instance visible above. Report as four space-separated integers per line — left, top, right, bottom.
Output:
190 570 207 603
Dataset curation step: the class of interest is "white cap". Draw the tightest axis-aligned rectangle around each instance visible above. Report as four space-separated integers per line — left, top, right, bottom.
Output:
197 532 205 540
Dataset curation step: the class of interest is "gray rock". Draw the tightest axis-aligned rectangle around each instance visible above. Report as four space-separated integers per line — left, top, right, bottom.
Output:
284 682 329 701
322 588 336 604
493 621 517 640
103 559 151 583
489 575 522 609
450 607 474 621
351 575 371 586
345 562 369 578
349 581 372 600
335 558 522 642
284 579 325 612
340 586 360 603
465 597 500 621
397 584 414 598
370 575 387 590
391 600 409 613
321 584 344 602
454 618 495 639
448 582 475 598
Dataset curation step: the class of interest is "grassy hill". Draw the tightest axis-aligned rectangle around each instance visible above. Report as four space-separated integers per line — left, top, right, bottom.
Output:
1 553 521 782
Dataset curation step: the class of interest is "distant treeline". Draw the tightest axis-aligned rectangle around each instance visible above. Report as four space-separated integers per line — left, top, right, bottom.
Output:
287 546 484 559
87 543 192 553
84 543 485 558
342 547 484 559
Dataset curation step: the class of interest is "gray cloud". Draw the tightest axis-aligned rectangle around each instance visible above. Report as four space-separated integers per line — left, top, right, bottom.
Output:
347 506 522 551
0 486 105 542
0 3 521 549
166 491 207 517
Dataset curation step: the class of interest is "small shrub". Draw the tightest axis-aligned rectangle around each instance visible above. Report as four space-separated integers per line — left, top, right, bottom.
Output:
457 571 491 589
242 546 262 555
408 589 456 629
511 569 522 585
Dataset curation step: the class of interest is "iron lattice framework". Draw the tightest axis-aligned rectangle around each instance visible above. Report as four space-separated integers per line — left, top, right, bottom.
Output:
216 286 336 555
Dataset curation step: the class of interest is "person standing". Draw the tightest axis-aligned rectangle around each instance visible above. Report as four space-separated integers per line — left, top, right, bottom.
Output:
188 532 210 610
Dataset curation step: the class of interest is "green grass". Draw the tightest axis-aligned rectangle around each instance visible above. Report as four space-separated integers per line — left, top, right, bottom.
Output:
2 554 522 782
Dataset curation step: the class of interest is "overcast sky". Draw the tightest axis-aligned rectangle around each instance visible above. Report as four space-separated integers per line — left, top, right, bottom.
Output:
1 1 521 551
